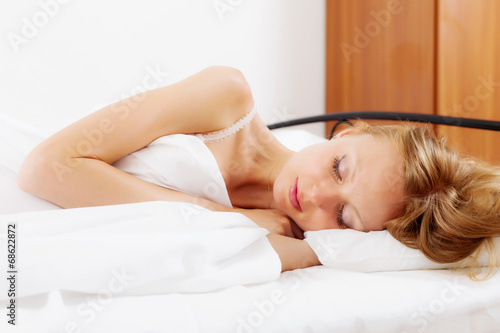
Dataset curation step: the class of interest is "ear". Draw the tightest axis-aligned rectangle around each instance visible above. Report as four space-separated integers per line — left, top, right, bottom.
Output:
332 127 358 139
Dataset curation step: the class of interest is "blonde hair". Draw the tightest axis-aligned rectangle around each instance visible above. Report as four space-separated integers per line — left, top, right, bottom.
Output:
353 121 500 279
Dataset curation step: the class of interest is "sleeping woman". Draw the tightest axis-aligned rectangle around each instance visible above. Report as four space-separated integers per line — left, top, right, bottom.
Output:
17 66 500 276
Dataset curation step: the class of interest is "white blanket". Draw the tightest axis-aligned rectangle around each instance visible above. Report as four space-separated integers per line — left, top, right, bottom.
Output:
0 202 280 300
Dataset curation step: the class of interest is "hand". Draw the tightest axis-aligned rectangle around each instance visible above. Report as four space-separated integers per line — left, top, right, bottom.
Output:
233 208 304 240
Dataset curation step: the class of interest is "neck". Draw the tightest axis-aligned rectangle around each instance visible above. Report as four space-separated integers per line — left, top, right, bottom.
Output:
231 146 293 209
228 120 294 209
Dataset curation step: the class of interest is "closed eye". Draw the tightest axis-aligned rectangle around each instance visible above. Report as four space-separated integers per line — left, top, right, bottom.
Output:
337 204 348 229
333 155 345 182
333 155 349 228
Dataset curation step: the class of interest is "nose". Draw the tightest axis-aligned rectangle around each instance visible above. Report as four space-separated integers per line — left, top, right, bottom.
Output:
309 182 342 209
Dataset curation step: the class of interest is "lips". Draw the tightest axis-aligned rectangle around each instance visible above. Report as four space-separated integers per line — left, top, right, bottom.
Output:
289 177 302 212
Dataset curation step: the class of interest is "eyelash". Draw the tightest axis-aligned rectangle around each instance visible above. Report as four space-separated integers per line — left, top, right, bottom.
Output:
337 204 346 229
333 156 344 182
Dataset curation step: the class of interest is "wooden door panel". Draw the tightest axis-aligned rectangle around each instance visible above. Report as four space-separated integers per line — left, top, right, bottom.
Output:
437 0 500 164
326 0 436 135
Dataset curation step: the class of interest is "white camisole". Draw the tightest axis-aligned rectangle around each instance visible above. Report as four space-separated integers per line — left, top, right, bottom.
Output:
113 108 258 208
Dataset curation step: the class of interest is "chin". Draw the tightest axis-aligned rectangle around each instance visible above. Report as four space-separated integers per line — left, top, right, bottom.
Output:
292 218 308 232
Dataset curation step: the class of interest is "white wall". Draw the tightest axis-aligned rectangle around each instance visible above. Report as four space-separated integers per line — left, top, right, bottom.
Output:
0 0 325 136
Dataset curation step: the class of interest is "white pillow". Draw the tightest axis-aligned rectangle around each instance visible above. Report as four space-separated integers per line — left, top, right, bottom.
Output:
271 128 327 151
304 229 500 272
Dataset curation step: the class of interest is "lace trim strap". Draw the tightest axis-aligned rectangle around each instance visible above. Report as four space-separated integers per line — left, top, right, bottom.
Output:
195 108 257 144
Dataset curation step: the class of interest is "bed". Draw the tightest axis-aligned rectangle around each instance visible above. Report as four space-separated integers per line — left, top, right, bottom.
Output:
1 112 500 333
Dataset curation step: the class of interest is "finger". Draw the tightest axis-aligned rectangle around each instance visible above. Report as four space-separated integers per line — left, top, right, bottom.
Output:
289 219 305 240
280 218 295 238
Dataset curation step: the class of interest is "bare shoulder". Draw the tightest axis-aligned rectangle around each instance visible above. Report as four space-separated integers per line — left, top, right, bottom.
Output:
171 66 255 133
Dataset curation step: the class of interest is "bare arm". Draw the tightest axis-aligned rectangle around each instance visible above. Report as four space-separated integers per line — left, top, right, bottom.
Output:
17 66 253 209
266 234 321 272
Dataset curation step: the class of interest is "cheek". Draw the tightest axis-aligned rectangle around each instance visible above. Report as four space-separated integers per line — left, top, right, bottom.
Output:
297 209 336 232
273 166 293 212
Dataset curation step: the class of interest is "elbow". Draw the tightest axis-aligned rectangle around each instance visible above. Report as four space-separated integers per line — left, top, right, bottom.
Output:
17 148 46 195
17 145 66 199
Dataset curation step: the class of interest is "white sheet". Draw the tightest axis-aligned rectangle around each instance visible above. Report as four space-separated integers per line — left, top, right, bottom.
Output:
1 113 500 333
2 261 500 333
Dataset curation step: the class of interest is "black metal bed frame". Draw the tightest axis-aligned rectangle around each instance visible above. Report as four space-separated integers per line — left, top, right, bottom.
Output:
267 111 500 139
